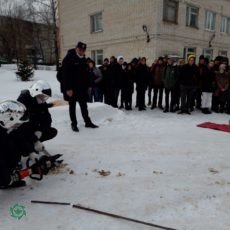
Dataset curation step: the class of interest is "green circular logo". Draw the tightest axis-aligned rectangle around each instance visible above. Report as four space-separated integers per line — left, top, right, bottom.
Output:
10 203 26 220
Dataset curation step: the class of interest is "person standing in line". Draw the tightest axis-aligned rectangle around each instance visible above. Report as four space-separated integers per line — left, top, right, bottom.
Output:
178 55 199 115
163 58 178 113
201 61 215 114
151 57 165 110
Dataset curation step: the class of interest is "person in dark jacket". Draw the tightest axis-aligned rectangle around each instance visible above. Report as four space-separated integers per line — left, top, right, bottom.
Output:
136 57 150 111
214 64 230 113
123 63 134 110
163 58 178 113
99 58 110 104
61 42 98 132
194 55 206 110
151 57 164 110
201 61 215 114
174 58 185 111
88 60 103 102
17 80 57 145
106 56 124 108
178 55 199 114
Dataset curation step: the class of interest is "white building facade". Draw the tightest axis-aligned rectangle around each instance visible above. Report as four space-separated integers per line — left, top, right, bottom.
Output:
58 0 230 64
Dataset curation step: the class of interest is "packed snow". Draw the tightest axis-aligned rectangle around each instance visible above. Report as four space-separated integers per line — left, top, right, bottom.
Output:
0 67 230 230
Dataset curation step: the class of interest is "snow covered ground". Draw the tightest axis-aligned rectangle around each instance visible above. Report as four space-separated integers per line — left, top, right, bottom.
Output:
0 67 230 230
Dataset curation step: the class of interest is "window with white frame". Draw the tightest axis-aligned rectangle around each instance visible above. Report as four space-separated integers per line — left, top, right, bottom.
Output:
183 47 196 60
219 50 228 57
91 50 103 66
186 5 199 28
220 16 230 33
90 12 102 33
205 11 216 31
163 0 178 23
203 48 213 60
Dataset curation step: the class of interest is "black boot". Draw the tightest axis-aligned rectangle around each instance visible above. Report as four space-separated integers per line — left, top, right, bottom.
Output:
163 108 169 113
85 122 99 128
0 180 26 189
71 124 79 132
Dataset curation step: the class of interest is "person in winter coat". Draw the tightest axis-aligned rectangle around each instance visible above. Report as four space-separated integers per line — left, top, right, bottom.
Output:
174 58 185 111
151 57 165 110
194 55 207 110
201 61 215 114
163 58 178 113
17 80 57 150
214 64 230 113
136 57 150 111
178 55 199 114
107 56 124 108
88 60 103 102
122 63 134 110
99 58 110 104
0 101 29 189
61 42 98 132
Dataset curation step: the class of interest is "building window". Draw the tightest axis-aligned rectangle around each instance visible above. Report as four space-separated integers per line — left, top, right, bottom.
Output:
220 16 230 33
91 50 103 66
203 48 213 60
183 47 196 60
90 12 102 33
219 50 228 57
205 11 216 31
163 0 178 23
186 5 199 28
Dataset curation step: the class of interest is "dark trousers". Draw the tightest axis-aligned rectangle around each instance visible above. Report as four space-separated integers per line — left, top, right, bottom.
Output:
165 88 176 110
69 100 91 126
137 88 146 109
0 141 21 186
180 85 196 111
89 87 103 102
152 86 163 107
40 127 58 142
148 85 153 105
191 88 202 108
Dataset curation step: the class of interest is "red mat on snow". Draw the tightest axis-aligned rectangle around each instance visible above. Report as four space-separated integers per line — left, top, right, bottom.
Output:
197 122 230 133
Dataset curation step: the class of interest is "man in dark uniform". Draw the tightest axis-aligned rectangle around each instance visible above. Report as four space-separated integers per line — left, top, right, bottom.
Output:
62 42 98 132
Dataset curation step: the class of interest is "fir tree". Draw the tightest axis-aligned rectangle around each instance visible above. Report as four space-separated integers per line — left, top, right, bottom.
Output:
16 60 34 81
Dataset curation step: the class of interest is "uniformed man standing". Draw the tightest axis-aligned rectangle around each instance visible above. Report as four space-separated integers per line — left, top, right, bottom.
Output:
62 42 98 132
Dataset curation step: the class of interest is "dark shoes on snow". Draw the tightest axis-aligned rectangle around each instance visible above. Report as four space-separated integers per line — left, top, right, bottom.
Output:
71 124 79 132
178 110 191 115
71 122 99 131
85 122 99 128
0 180 26 189
202 108 212 114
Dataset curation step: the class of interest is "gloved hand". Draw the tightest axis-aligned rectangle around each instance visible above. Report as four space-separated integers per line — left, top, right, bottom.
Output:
29 152 40 162
34 131 42 140
34 141 45 152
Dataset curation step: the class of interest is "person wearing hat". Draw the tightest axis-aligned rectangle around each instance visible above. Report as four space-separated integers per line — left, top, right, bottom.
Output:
61 42 98 132
178 55 199 114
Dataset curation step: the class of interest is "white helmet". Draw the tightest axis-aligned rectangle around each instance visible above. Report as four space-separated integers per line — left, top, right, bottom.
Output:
0 100 28 129
29 80 52 98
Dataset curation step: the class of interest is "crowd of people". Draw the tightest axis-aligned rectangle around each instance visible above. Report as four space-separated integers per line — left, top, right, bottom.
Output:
85 54 230 115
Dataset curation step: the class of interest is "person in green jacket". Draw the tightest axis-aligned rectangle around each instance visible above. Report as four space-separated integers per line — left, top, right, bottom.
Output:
163 58 178 113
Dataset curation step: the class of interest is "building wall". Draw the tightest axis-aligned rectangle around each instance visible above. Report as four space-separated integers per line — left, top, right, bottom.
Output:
58 0 230 64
